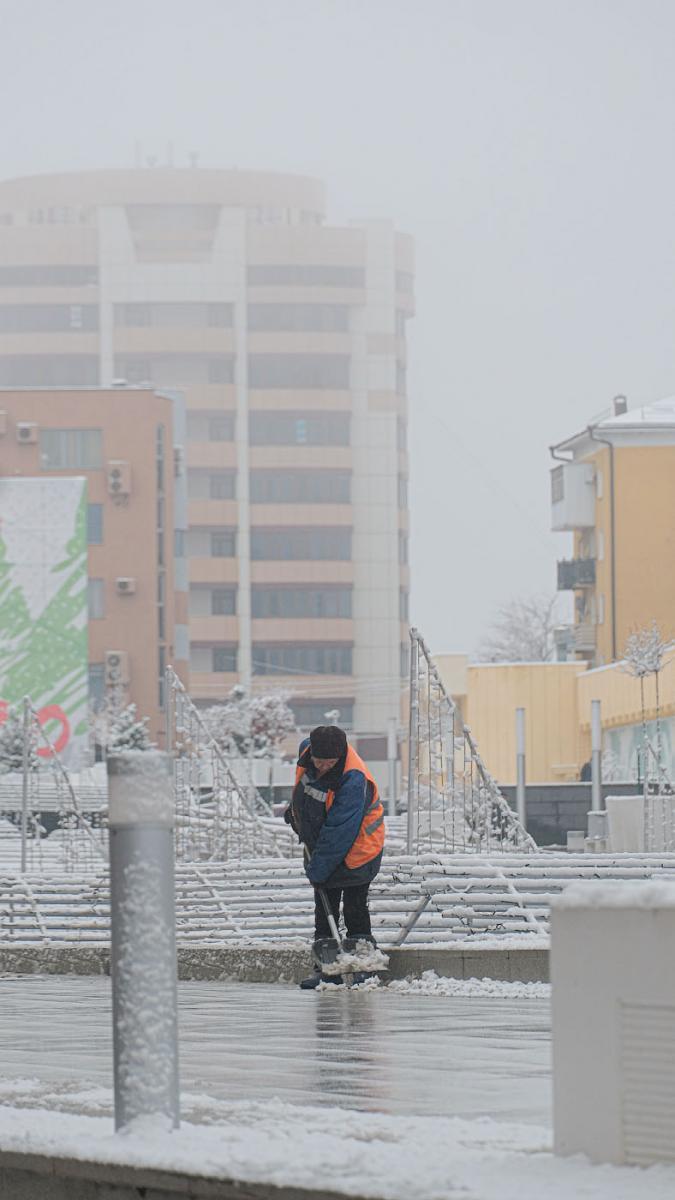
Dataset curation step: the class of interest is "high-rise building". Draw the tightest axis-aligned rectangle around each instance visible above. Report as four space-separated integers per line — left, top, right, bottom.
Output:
0 169 413 777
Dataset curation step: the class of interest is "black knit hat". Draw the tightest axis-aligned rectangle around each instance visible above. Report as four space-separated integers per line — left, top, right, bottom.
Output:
309 725 347 759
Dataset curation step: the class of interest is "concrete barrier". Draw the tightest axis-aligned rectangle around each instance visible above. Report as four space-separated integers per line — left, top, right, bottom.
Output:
0 1148 355 1199
0 943 549 983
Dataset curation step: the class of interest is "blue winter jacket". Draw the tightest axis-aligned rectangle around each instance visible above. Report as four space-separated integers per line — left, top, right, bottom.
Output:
285 739 383 888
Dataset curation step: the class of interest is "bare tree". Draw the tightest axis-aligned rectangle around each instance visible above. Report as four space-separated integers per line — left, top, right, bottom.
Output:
478 594 558 663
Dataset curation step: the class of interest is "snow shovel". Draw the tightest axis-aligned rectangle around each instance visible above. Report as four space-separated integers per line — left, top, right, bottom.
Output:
304 848 354 987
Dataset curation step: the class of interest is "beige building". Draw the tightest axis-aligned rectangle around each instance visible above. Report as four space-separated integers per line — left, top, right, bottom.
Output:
0 387 188 744
551 395 675 666
0 169 413 772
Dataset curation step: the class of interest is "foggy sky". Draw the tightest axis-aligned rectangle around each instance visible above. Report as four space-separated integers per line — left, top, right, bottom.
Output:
2 0 674 655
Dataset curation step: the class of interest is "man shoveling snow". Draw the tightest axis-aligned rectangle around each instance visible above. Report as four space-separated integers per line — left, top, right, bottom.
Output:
284 725 388 988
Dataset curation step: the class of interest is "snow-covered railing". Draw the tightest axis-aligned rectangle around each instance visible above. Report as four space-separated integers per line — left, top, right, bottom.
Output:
1 852 674 946
407 629 536 855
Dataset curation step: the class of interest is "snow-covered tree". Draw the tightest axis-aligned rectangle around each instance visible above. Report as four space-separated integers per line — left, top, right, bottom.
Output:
92 702 153 755
623 622 667 679
623 622 669 782
478 595 558 663
0 708 39 774
202 687 296 758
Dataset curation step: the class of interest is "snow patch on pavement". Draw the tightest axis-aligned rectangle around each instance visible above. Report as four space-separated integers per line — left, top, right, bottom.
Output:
388 971 551 999
0 1099 672 1199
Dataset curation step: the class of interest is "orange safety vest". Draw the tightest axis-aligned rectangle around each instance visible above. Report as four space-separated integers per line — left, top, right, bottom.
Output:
294 744 385 870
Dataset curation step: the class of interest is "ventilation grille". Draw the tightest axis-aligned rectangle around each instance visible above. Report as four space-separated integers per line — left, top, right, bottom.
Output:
621 1001 675 1165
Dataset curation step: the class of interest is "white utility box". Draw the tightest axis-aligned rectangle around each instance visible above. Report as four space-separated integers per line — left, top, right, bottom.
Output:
552 881 675 1166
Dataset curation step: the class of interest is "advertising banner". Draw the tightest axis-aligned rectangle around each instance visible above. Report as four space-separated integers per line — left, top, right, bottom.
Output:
0 476 89 769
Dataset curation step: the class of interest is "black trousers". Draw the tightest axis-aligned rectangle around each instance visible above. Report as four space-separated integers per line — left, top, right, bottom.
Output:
314 884 372 940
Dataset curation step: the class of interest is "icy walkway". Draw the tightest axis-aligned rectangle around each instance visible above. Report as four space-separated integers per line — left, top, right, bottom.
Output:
0 976 550 1122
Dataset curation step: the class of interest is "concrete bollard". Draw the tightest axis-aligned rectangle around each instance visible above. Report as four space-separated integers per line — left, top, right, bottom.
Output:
107 750 180 1131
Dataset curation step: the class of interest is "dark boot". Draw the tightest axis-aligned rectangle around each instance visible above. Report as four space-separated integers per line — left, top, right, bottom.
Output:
312 937 340 971
299 970 344 989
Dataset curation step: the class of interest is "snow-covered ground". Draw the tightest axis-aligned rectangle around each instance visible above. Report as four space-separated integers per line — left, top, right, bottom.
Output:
0 976 672 1196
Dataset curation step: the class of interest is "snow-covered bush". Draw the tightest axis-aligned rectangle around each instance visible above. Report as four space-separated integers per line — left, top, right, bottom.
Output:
92 701 153 755
202 687 296 758
0 708 39 774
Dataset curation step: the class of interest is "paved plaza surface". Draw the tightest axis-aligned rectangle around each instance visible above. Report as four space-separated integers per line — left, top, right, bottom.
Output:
0 976 550 1124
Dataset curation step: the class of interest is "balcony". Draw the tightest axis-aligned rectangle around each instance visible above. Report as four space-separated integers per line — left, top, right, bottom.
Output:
574 622 596 652
557 558 596 590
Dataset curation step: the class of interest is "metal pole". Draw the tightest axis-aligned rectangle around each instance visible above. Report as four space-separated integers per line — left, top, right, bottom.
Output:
108 751 180 1131
20 696 30 874
406 630 419 854
591 699 602 813
387 717 398 818
515 707 526 829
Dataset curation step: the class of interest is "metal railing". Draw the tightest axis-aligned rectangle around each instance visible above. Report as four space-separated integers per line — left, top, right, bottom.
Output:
406 629 536 855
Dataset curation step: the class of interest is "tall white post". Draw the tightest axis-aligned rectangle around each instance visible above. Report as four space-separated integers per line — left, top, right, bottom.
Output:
387 717 398 818
20 696 30 874
516 707 527 829
108 751 180 1131
591 699 602 813
406 631 419 854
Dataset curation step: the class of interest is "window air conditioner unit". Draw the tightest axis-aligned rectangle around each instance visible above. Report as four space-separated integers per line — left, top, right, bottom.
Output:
16 422 38 444
104 650 130 686
115 577 136 595
107 460 132 496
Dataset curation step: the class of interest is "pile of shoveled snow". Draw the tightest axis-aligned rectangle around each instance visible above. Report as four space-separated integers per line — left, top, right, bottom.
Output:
387 971 550 999
0 1097 671 1199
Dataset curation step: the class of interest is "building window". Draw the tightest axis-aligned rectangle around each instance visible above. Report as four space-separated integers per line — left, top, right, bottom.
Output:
211 530 236 557
398 532 408 564
253 645 352 676
114 355 234 386
250 528 351 561
213 646 238 672
291 699 354 728
400 642 410 679
208 357 234 384
252 586 352 618
0 355 99 386
598 530 605 562
247 303 350 332
87 503 103 544
249 470 350 504
551 466 565 503
396 363 407 396
39 428 103 469
209 472 236 500
88 578 105 619
598 594 605 625
249 411 349 446
88 664 105 707
399 590 409 621
188 470 236 500
0 265 98 287
248 354 350 389
247 264 365 288
209 414 235 441
212 588 237 615
398 476 408 509
114 301 233 328
0 304 98 332
395 271 414 293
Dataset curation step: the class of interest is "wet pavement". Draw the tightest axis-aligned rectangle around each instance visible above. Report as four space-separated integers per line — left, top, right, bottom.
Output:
0 977 551 1124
